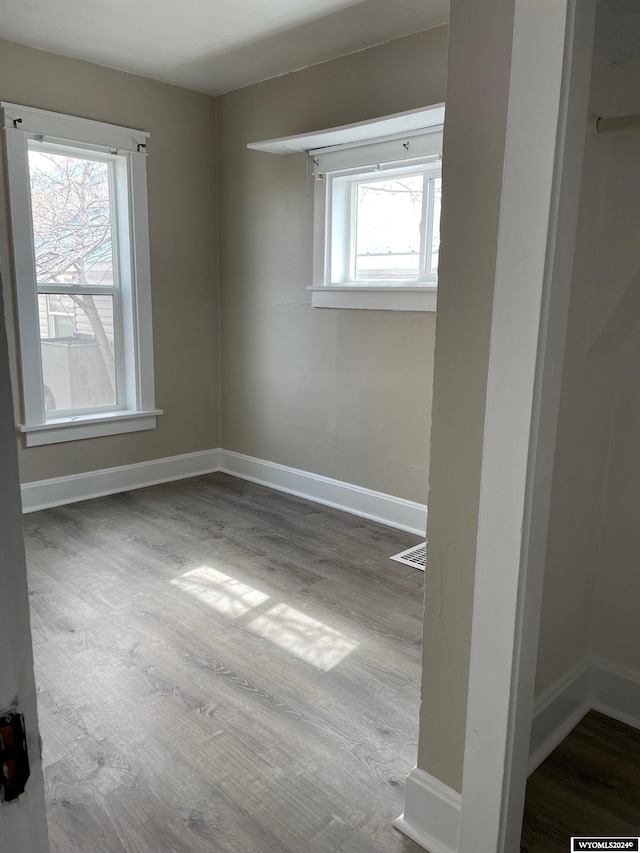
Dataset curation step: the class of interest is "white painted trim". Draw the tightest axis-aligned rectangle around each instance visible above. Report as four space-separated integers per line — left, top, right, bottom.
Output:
1 102 148 152
395 656 636 813
312 130 443 174
526 657 640 777
459 0 571 836
590 657 640 731
394 768 461 853
395 657 640 820
528 659 591 774
17 409 163 447
20 447 427 535
458 2 596 851
309 286 437 312
218 449 427 535
20 449 221 513
395 658 640 853
3 115 45 429
247 104 445 155
18 446 640 846
2 103 157 441
128 146 156 413
312 146 442 302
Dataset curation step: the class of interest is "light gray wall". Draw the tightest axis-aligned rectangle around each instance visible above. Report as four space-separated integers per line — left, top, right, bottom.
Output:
588 57 640 675
0 39 220 484
0 274 49 851
416 0 514 791
534 51 640 695
216 27 448 504
534 45 618 695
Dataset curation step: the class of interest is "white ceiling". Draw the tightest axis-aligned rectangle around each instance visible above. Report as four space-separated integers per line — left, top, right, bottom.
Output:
0 0 449 95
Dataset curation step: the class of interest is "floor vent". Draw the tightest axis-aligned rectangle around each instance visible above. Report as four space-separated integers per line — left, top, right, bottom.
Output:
390 542 426 571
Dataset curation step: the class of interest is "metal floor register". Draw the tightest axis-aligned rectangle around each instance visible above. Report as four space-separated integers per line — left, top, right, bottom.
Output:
390 542 426 571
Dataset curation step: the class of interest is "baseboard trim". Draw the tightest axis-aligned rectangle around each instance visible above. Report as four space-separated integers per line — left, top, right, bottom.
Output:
20 452 640 851
394 768 461 853
21 449 222 513
528 656 640 775
395 660 640 853
219 449 427 536
20 448 428 535
590 656 640 732
395 658 640 853
528 658 592 773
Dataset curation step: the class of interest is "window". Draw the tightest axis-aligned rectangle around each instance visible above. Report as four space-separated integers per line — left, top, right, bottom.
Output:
311 126 443 311
247 104 444 311
2 103 160 446
327 162 442 286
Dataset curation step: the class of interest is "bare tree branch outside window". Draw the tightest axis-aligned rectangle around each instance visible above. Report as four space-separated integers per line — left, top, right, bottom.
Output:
29 151 116 396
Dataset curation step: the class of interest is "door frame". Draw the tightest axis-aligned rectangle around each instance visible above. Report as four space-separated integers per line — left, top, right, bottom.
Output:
458 0 596 850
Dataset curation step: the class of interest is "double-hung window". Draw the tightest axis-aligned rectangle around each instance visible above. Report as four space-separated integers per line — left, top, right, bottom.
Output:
311 125 443 311
2 103 160 446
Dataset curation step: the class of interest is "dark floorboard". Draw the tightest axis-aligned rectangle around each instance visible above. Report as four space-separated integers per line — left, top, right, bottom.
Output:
521 710 640 852
24 473 425 853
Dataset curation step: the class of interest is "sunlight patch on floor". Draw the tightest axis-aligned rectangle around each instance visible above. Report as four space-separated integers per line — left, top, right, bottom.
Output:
170 565 269 618
247 602 359 671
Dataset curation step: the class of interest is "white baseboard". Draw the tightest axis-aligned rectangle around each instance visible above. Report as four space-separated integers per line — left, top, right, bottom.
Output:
394 659 640 853
393 767 462 853
394 658 640 853
590 656 640 732
21 449 221 513
394 767 461 853
219 449 427 536
528 658 591 773
20 447 427 535
20 449 640 852
528 655 640 775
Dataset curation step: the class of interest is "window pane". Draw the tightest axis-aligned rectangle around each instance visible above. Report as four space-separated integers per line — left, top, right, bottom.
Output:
38 294 117 413
429 176 442 275
354 174 423 280
28 146 115 287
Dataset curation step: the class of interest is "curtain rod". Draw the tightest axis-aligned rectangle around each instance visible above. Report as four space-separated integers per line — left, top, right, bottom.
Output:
596 113 640 134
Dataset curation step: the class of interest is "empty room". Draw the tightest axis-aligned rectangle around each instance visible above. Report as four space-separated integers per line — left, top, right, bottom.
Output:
2 2 640 853
0 2 442 851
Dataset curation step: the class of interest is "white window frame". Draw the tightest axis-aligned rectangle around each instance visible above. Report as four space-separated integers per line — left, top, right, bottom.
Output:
310 127 443 311
1 103 161 446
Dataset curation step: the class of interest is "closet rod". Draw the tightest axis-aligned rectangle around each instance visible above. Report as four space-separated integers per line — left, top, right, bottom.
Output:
596 113 640 134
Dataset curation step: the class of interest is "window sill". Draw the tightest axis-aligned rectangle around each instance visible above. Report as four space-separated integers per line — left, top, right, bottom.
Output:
17 409 163 447
308 286 437 312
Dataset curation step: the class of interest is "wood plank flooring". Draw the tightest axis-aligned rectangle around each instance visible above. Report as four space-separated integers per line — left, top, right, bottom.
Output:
24 473 426 853
521 710 640 851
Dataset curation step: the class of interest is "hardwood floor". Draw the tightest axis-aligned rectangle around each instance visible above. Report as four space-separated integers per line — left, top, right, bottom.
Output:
521 710 640 852
24 473 426 853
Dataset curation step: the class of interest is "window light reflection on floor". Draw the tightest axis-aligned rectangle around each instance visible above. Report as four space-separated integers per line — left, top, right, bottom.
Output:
170 565 269 618
247 603 359 671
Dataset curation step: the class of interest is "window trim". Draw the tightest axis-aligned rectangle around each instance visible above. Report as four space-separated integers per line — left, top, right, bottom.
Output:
324 159 442 288
311 127 443 312
16 409 164 447
307 285 437 312
1 102 160 445
29 139 126 420
247 104 445 311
